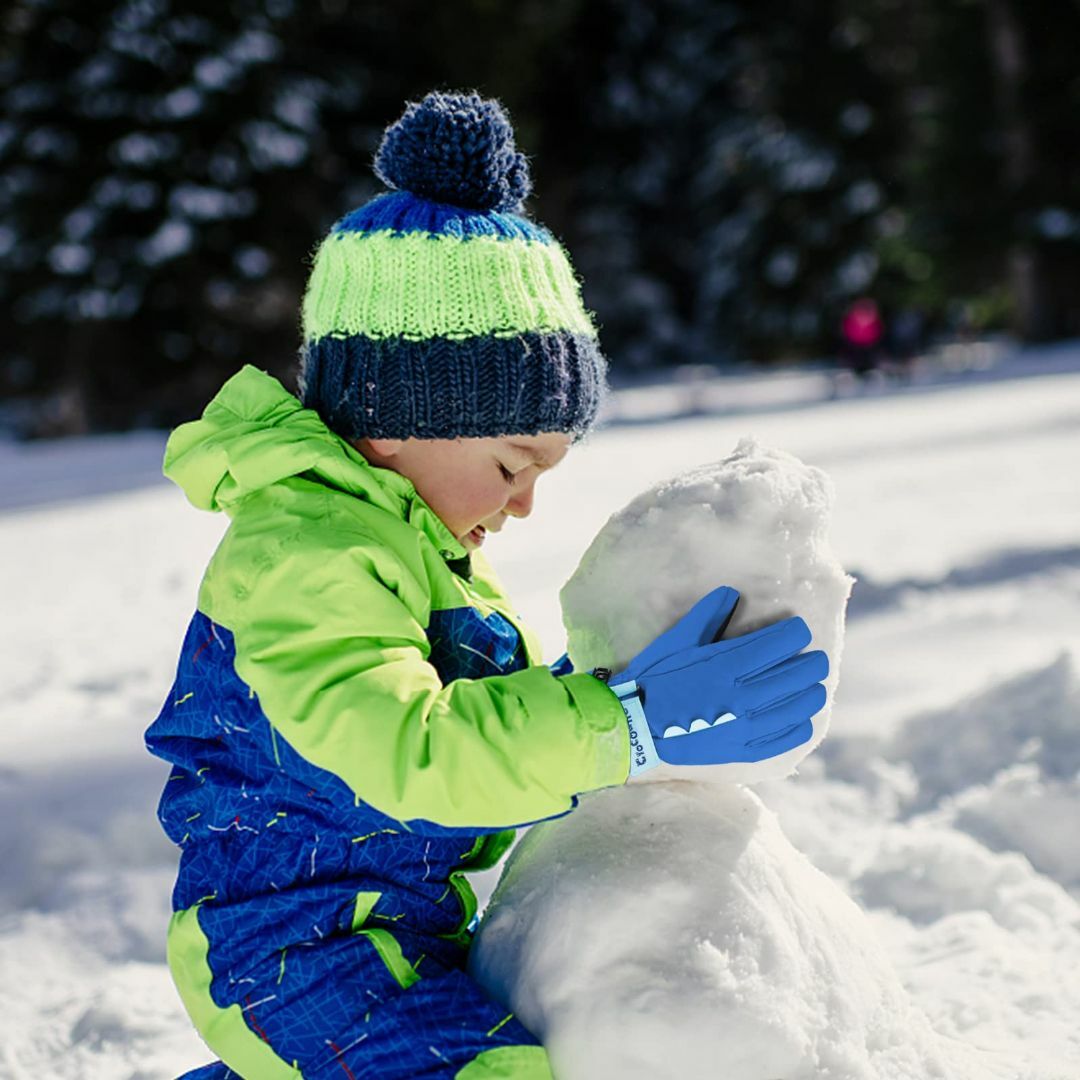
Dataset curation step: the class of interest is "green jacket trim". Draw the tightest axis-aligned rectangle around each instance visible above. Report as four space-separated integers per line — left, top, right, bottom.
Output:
168 904 302 1079
348 892 423 990
456 1045 554 1079
354 927 422 991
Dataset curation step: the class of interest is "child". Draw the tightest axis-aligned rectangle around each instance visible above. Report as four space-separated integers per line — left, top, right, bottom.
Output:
147 91 828 1080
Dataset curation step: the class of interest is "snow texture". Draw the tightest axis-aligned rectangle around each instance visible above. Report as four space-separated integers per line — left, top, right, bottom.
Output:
471 783 971 1080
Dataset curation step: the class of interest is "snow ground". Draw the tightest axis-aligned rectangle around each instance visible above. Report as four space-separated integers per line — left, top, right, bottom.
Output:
1 343 1078 1078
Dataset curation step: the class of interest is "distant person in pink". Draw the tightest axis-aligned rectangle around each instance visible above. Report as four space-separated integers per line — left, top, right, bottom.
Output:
841 298 884 378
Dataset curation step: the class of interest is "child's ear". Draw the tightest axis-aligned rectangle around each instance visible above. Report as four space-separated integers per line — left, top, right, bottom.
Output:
356 437 405 462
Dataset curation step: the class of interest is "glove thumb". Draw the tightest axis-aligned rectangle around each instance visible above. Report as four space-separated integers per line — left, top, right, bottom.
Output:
618 586 740 684
679 585 741 646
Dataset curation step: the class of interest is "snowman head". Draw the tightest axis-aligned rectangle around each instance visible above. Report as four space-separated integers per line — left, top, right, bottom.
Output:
560 437 854 785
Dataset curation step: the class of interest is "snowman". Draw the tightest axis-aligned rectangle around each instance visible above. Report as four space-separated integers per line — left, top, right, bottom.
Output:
470 439 962 1079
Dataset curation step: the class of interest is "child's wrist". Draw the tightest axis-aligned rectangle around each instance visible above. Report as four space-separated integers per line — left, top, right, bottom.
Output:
593 670 659 778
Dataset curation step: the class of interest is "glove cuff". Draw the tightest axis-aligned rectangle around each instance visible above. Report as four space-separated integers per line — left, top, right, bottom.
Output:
608 679 660 777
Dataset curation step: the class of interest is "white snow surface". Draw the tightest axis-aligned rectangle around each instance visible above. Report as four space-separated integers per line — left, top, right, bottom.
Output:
1 345 1079 1077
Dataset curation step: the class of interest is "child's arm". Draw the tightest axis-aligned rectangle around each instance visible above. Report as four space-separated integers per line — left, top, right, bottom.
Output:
210 527 630 831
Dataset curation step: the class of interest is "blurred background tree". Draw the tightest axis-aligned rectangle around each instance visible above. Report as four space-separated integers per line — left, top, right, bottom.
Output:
1 0 1078 435
564 0 898 368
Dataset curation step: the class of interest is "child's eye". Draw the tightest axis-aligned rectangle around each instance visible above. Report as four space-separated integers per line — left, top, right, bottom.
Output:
498 463 515 485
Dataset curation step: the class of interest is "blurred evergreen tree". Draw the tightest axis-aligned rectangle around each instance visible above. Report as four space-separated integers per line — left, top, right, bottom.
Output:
855 0 1080 341
0 0 579 433
558 0 898 368
1 0 364 432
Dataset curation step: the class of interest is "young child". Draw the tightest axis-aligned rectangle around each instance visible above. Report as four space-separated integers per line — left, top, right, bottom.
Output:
147 91 828 1080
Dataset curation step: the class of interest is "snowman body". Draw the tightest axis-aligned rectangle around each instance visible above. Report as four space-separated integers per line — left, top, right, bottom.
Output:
470 441 954 1078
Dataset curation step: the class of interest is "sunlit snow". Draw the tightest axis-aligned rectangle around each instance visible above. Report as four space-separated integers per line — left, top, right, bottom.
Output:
0 346 1078 1077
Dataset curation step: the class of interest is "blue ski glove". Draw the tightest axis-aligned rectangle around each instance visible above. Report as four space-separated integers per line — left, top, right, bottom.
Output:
598 587 829 777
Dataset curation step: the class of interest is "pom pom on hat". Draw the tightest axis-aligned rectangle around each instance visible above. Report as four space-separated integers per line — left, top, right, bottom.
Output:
374 90 532 213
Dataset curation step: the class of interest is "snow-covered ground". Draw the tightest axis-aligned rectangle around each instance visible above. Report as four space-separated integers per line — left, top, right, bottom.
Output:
1 344 1078 1078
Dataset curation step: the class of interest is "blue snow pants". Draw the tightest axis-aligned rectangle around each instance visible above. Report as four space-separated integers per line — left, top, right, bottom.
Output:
148 612 553 1080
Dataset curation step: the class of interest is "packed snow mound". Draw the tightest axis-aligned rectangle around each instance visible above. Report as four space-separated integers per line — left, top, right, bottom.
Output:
855 821 1080 933
560 437 853 784
944 765 1080 889
890 651 1080 810
471 783 959 1080
471 442 963 1078
883 652 1080 888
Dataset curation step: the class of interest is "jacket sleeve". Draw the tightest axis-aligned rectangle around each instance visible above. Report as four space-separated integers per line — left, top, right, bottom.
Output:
213 524 630 830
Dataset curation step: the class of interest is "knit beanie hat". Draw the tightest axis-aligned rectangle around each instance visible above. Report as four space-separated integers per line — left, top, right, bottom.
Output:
298 90 608 442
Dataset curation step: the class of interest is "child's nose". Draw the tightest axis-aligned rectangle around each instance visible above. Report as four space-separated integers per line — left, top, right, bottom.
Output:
507 483 535 518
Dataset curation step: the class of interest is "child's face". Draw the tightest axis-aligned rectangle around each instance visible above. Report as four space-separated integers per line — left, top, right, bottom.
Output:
357 431 571 550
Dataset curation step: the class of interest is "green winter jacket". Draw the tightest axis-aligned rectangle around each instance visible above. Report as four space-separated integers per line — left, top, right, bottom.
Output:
163 365 630 829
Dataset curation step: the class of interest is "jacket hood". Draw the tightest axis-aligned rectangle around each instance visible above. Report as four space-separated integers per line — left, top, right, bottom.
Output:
164 365 465 557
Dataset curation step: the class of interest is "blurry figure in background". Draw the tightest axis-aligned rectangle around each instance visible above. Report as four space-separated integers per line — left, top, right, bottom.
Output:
946 298 977 344
886 305 926 383
840 297 884 379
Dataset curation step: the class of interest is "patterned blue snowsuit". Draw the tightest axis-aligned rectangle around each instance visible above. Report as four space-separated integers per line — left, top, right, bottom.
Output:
146 368 629 1079
150 610 538 1079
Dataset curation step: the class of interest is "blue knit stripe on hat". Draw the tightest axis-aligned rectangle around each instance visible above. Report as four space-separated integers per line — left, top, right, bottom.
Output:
333 191 552 243
302 331 606 441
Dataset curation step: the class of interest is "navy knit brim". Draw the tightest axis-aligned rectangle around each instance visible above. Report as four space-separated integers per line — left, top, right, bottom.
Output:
300 331 607 441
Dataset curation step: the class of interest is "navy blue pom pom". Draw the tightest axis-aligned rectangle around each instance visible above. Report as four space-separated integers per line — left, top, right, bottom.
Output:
374 91 532 214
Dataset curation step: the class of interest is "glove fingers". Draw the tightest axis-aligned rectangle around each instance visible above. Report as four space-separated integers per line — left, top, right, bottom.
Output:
722 616 813 681
639 616 811 683
655 718 749 766
741 649 829 708
747 682 827 729
620 587 740 683
656 711 814 767
743 719 814 760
